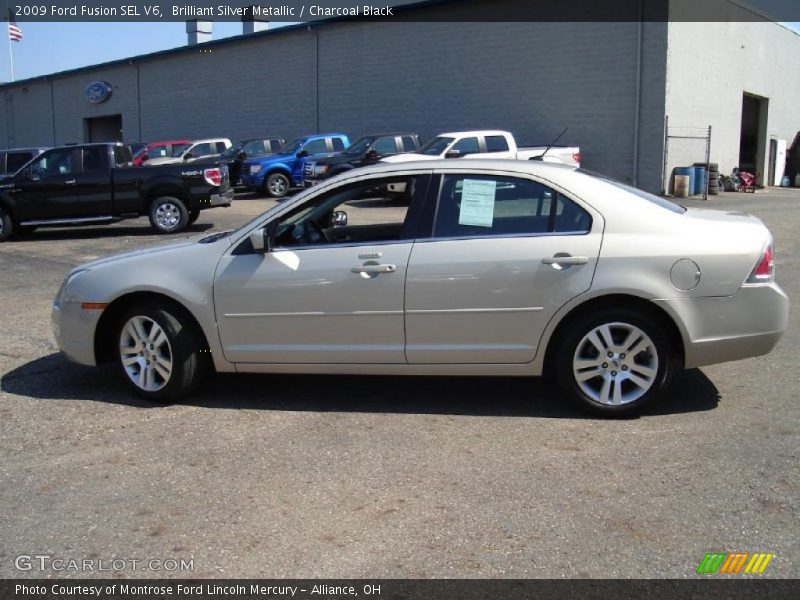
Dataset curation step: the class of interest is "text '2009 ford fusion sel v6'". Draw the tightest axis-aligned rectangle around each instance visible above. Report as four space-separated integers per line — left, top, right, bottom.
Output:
51 160 788 416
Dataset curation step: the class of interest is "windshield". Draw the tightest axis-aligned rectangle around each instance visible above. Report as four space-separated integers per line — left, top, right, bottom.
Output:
282 138 304 156
170 143 191 157
420 136 454 156
344 137 375 156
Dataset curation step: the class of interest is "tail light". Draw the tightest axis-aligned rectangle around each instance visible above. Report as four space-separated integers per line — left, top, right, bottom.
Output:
572 152 581 165
203 167 222 187
745 241 775 284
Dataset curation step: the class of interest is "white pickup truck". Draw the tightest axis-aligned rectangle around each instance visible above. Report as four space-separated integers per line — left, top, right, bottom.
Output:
381 130 580 166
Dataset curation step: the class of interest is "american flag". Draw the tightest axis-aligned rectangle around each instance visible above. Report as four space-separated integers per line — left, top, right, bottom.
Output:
8 18 22 42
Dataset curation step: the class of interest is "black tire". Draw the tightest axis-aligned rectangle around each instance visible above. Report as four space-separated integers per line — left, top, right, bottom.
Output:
149 196 189 234
188 208 201 225
0 206 15 242
114 303 210 402
554 307 676 417
264 172 291 198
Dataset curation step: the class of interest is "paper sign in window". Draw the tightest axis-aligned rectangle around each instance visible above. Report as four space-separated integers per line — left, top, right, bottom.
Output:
458 179 496 227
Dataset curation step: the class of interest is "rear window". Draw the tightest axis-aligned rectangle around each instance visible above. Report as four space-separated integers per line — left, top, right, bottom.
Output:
578 169 686 214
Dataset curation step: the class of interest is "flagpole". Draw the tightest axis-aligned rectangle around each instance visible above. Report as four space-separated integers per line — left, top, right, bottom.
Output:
8 29 14 82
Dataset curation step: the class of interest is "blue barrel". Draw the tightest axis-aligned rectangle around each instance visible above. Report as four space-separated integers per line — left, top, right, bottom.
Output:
675 167 694 195
693 166 706 195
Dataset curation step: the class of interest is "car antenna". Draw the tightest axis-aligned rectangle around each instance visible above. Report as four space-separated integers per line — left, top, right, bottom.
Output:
536 127 569 160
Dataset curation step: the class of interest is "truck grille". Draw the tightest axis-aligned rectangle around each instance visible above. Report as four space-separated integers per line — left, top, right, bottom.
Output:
303 162 315 178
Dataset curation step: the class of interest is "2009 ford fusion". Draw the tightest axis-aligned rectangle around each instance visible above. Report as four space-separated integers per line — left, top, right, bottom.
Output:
52 160 788 415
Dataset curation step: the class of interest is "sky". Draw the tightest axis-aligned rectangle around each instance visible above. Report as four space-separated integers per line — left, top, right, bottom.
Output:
2 21 800 83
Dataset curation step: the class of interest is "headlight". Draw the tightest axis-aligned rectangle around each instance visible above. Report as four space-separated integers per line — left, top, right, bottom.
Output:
54 269 90 307
315 165 329 175
249 164 263 174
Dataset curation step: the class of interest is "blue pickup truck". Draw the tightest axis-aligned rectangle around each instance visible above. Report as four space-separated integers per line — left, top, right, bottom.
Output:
240 133 349 198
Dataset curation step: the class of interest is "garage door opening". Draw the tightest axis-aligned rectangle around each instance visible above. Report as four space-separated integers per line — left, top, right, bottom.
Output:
739 93 768 185
84 114 122 142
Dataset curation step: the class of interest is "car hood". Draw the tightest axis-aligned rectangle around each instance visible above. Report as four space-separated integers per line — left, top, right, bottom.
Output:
381 153 438 163
145 156 182 165
312 152 353 166
71 234 229 274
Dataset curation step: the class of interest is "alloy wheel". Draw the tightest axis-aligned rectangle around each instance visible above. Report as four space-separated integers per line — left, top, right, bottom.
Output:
155 202 181 229
572 322 659 406
119 315 173 392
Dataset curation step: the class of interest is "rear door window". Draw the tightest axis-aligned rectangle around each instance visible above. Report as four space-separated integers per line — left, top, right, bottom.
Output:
432 174 592 238
330 138 346 152
485 135 510 153
372 137 399 155
401 136 418 151
82 147 109 173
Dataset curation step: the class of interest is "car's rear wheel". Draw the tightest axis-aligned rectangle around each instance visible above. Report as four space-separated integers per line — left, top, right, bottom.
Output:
265 172 290 198
115 304 209 401
149 196 189 234
0 206 13 242
555 308 674 416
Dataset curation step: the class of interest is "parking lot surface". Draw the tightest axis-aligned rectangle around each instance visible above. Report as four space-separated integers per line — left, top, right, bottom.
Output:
1 188 798 578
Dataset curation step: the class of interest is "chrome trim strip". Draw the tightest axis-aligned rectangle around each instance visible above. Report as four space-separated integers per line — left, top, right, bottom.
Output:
406 307 544 315
20 216 114 226
224 310 403 318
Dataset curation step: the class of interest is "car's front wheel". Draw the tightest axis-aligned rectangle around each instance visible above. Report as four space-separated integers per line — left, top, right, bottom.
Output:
149 196 189 234
115 304 208 401
265 172 290 198
555 308 675 416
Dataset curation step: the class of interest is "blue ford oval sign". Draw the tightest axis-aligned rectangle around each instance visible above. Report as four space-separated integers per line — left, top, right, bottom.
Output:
86 81 112 104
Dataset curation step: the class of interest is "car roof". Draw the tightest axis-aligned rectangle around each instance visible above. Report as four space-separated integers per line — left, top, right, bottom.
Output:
437 130 511 138
149 139 191 145
191 138 231 144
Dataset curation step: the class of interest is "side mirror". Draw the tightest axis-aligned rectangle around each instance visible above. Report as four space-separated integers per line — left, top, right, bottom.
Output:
250 227 268 253
237 152 247 161
141 154 149 162
297 150 309 158
365 149 379 159
331 210 348 227
444 149 462 159
183 153 194 160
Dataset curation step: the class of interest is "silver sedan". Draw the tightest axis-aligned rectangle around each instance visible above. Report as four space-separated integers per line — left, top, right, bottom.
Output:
52 160 789 415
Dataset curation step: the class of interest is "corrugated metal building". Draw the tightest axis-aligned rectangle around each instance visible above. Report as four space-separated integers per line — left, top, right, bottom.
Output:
1 0 798 192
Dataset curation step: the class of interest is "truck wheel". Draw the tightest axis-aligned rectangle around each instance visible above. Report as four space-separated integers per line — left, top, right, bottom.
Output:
115 303 210 402
265 172 290 198
149 196 189 234
188 208 201 225
0 206 13 242
554 308 675 417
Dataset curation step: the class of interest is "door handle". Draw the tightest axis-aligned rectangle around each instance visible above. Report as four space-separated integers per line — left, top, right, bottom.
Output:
351 264 397 274
65 179 76 185
542 255 588 266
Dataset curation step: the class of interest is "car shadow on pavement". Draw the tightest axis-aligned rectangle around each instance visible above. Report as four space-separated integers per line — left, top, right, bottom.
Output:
11 223 214 242
2 353 720 419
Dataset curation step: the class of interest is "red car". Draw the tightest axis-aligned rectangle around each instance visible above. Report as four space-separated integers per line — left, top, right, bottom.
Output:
132 139 191 166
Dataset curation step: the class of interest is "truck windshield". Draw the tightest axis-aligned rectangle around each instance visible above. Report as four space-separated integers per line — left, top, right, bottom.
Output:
420 136 454 156
344 137 375 155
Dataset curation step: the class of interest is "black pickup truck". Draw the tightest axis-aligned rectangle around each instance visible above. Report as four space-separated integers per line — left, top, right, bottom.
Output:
0 142 233 242
302 133 420 186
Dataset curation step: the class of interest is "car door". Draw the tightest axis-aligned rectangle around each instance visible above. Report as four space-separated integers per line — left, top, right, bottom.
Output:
214 173 431 364
71 147 113 217
11 148 80 221
404 171 602 364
